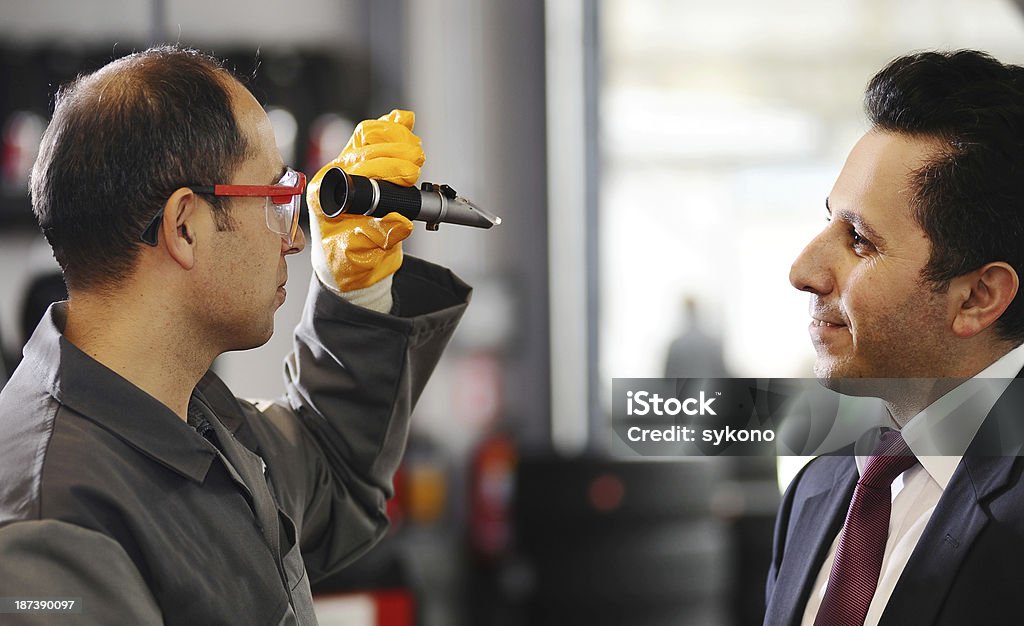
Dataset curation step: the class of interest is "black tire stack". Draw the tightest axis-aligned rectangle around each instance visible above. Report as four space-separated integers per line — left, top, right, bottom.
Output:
514 457 734 626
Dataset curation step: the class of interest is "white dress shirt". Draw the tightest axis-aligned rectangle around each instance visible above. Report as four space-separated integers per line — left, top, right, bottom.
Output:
800 344 1024 626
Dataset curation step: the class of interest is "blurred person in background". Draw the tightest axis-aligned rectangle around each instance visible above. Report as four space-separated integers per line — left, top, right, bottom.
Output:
663 295 731 378
0 45 470 624
766 50 1024 625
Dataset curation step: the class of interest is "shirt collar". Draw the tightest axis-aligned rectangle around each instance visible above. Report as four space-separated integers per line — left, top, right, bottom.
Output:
22 302 220 483
855 343 1024 489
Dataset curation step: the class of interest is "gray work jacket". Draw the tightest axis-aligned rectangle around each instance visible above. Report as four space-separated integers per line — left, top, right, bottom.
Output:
0 256 470 625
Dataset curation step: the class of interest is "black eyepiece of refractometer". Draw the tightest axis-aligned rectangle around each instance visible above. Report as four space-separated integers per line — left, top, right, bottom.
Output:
318 166 422 221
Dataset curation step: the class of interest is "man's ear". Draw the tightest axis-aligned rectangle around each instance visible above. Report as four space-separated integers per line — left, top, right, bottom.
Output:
161 188 200 271
951 261 1019 338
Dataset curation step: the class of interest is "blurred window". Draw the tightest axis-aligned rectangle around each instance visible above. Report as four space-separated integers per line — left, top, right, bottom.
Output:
599 0 1024 388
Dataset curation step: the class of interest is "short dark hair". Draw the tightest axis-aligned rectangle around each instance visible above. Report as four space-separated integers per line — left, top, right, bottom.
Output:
30 45 251 291
865 50 1024 344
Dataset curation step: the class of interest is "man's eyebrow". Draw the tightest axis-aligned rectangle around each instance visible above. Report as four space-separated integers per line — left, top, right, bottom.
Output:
825 197 888 247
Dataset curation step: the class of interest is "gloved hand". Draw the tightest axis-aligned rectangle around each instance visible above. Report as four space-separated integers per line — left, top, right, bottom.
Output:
306 109 424 311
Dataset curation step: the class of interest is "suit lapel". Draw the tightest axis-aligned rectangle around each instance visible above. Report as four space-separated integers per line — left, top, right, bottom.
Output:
770 458 857 626
879 374 1024 625
878 454 1017 624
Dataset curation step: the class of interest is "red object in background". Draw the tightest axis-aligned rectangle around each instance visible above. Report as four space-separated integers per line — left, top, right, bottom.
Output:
588 472 626 513
385 465 406 529
374 590 414 626
2 111 44 193
468 432 517 561
314 590 414 626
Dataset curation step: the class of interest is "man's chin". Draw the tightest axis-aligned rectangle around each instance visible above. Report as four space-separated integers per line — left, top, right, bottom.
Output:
813 358 880 396
222 323 275 353
813 365 911 400
812 355 846 383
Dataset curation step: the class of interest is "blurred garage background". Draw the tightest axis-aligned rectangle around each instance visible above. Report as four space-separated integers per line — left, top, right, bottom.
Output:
1 1 1022 624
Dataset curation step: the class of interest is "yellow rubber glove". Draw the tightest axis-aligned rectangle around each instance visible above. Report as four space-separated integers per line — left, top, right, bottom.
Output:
306 110 424 301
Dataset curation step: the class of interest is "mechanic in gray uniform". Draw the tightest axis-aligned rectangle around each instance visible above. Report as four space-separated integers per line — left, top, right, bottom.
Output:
0 46 470 625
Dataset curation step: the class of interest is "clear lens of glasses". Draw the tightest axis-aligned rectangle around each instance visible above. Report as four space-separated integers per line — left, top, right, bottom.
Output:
265 168 302 244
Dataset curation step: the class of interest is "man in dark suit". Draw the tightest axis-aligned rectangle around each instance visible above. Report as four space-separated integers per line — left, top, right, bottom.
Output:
765 50 1024 625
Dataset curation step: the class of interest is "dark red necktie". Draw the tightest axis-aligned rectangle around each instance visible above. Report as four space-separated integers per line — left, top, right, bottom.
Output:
814 430 919 626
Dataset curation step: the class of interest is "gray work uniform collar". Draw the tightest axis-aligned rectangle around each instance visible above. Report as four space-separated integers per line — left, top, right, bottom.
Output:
23 302 244 484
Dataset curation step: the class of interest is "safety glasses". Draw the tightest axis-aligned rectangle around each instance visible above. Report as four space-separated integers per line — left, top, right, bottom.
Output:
140 167 307 247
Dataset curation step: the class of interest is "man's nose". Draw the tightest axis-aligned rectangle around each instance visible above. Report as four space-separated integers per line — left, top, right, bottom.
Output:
284 227 306 255
789 232 834 296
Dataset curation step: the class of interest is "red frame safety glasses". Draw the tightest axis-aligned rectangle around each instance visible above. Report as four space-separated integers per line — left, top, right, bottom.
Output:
141 167 307 247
